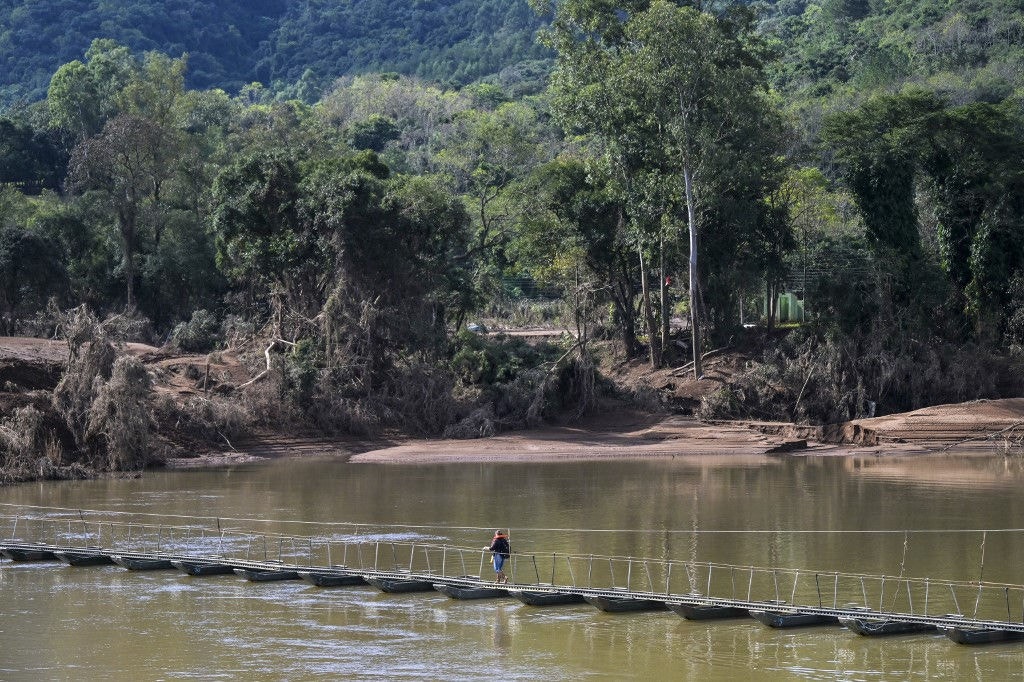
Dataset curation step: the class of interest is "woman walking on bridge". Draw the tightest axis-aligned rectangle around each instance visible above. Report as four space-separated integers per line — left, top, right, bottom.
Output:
485 530 511 584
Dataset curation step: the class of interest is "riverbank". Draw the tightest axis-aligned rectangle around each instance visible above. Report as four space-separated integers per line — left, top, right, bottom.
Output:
166 399 1024 467
3 336 1021 472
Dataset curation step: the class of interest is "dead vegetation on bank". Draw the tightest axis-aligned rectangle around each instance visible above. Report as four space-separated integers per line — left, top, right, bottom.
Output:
694 328 1015 425
4 303 1024 483
0 305 602 481
0 307 158 482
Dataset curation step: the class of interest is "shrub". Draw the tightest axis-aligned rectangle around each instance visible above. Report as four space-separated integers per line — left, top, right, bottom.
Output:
53 336 116 447
171 309 221 352
0 405 77 483
86 356 153 470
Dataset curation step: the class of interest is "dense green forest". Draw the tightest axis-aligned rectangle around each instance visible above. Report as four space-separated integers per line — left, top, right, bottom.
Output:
1 0 1024 480
0 0 551 108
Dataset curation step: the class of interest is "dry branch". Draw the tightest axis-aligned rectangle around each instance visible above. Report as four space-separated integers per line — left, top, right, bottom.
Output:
237 339 296 389
940 421 1024 452
670 346 730 376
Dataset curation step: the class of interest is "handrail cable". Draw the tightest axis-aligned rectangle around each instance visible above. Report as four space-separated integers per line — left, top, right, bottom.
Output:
2 503 1023 536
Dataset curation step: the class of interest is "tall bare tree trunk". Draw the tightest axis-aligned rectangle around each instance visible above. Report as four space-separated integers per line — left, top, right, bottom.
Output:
659 232 670 363
638 245 661 368
683 163 701 379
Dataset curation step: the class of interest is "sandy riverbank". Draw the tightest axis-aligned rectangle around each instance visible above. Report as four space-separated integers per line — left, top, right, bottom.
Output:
2 336 1016 468
167 399 1024 467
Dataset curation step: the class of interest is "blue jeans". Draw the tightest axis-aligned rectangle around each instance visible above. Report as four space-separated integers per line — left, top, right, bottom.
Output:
493 554 506 572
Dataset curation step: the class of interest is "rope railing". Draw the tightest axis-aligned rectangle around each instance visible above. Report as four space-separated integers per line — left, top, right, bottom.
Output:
6 513 1024 622
6 506 1024 626
7 503 1024 536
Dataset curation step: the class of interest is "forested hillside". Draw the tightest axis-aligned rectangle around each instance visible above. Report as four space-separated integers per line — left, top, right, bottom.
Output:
261 0 550 93
763 0 1024 126
0 1 288 106
0 0 549 109
1 0 1023 481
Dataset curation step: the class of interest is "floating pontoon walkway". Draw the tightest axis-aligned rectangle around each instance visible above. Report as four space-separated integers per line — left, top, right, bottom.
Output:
3 506 1024 646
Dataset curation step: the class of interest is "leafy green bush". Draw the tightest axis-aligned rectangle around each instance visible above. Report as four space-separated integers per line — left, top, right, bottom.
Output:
449 329 553 385
170 309 220 352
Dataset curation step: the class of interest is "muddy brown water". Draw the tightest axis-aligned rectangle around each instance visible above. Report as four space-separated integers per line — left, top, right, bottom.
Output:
3 454 1024 680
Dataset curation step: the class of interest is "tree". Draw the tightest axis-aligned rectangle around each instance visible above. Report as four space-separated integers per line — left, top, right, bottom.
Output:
0 221 67 333
47 40 139 140
116 51 189 128
924 102 1024 339
302 155 472 377
346 114 400 152
0 119 65 192
67 115 175 308
516 156 639 356
542 0 785 374
437 101 552 262
824 91 1024 339
822 91 940 269
210 150 308 318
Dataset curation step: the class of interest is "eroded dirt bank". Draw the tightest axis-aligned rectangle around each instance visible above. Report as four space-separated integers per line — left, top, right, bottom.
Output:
221 400 1024 465
2 336 1019 469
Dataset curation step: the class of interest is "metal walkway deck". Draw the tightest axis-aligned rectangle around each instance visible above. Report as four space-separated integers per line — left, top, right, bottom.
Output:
3 507 1023 645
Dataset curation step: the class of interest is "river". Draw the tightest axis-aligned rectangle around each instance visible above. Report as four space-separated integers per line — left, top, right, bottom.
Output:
2 453 1024 680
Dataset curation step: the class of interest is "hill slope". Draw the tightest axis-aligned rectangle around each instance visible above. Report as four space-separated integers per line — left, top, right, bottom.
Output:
0 0 549 108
